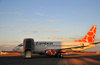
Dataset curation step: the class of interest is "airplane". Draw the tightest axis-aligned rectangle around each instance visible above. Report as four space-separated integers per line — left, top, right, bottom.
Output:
13 25 100 59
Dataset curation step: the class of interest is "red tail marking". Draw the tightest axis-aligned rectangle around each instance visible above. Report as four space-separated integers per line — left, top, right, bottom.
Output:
75 25 97 43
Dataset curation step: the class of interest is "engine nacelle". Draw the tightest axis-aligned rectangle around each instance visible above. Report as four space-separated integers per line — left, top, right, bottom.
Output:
23 38 34 58
45 49 57 56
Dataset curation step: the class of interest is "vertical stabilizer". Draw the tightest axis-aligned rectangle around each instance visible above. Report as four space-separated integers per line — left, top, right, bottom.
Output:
75 25 97 43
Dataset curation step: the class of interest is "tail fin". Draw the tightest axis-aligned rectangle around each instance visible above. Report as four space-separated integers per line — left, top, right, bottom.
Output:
75 25 97 43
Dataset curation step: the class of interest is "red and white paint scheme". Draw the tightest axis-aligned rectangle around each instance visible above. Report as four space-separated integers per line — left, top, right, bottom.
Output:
13 25 100 58
46 49 57 56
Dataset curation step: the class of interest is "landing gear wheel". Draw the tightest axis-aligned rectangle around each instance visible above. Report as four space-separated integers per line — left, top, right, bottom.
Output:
24 50 32 59
57 53 62 58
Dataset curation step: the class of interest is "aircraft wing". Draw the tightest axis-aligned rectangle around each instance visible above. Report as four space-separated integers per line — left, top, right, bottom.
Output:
57 42 100 53
55 45 88 53
91 42 100 44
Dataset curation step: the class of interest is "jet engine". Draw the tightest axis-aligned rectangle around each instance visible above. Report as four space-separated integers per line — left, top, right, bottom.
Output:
45 49 62 57
45 49 57 56
23 38 34 59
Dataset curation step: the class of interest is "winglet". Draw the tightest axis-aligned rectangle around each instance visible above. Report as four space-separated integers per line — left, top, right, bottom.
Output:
75 25 97 43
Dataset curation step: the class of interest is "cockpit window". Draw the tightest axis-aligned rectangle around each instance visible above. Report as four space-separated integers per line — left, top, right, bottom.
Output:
18 44 23 47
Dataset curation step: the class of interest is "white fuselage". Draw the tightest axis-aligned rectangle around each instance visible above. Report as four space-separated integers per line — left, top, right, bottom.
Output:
13 41 91 54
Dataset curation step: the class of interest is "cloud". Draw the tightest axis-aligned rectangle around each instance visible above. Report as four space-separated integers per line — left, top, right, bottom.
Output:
39 25 61 33
0 44 16 51
48 19 60 23
68 36 83 41
16 18 42 23
46 30 60 33
0 41 21 51
5 25 19 31
34 12 46 16
0 25 19 31
39 25 63 34
0 11 22 15
48 37 63 40
16 18 29 22
47 36 66 41
0 41 21 45
31 30 38 33
23 30 38 33
9 12 22 15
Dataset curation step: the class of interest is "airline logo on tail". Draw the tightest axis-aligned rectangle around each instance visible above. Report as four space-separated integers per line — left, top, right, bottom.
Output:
75 25 97 43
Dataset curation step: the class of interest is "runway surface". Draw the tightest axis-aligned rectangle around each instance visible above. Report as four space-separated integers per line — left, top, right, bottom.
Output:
0 53 100 65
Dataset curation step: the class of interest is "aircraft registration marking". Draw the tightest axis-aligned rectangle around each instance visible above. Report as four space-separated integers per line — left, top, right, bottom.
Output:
36 42 53 45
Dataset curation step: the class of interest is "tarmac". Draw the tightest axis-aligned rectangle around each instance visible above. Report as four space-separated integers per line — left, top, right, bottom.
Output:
0 52 100 65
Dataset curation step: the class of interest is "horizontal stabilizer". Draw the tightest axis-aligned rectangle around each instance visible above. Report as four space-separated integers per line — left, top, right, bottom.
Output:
91 42 100 44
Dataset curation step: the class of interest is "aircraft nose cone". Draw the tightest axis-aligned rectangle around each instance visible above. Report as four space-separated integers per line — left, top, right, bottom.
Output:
13 47 16 51
13 47 19 51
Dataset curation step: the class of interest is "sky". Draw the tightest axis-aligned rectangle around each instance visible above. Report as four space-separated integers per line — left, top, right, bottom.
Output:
0 0 100 51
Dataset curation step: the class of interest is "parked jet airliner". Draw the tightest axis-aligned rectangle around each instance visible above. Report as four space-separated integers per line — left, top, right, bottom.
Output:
13 25 100 58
